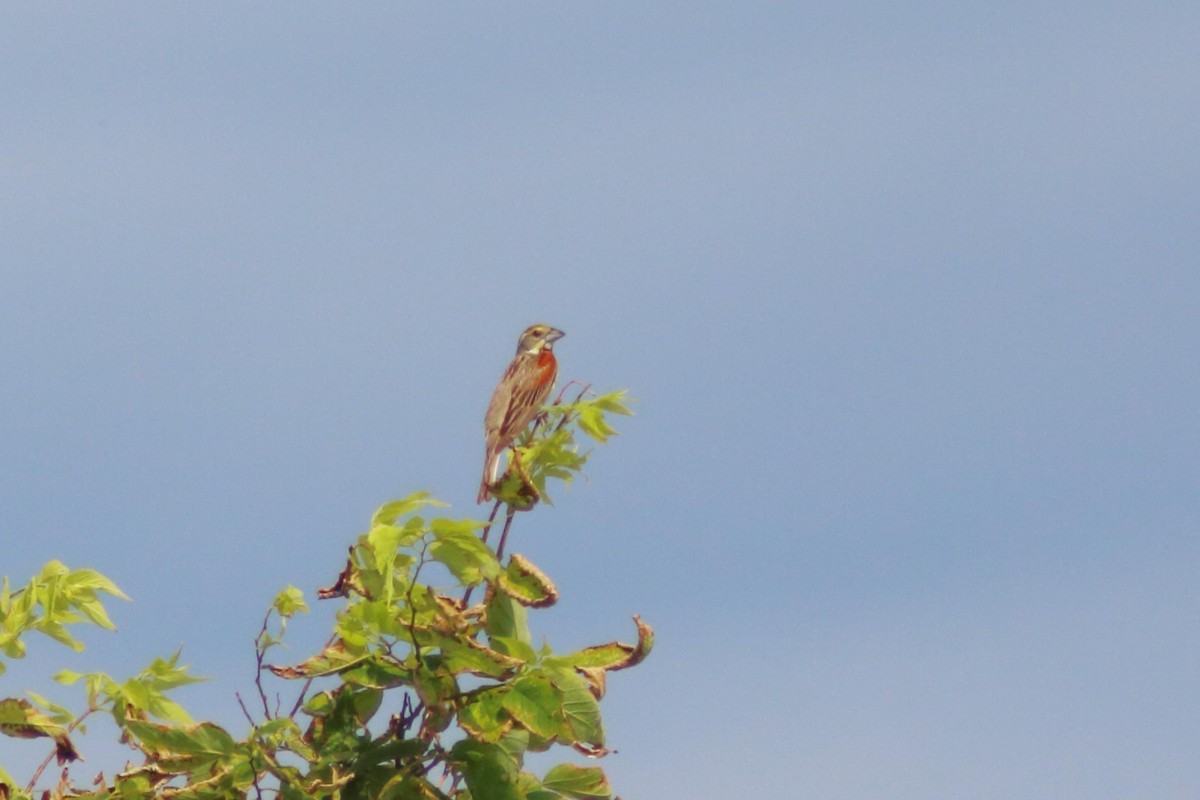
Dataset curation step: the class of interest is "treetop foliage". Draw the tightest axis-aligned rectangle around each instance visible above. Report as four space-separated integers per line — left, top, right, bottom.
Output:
1 387 647 800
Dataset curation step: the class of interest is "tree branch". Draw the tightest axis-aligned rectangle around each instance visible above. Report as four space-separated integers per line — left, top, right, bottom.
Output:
26 705 97 793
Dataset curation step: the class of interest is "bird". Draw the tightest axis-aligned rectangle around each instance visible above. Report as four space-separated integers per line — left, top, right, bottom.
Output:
478 323 565 503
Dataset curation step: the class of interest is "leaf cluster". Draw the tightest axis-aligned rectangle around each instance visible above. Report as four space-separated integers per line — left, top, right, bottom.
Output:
0 389 646 800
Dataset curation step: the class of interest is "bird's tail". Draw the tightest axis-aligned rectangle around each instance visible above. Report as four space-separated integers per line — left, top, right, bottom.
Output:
477 447 501 503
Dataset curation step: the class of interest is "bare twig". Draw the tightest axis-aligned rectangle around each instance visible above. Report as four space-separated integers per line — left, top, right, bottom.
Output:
553 380 591 406
396 693 425 739
236 692 257 727
27 706 97 793
287 631 337 719
254 608 274 719
463 502 503 606
526 381 589 441
494 508 518 562
552 382 592 433
478 500 502 546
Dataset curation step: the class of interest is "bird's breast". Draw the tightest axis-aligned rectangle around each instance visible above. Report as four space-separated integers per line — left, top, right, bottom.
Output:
535 349 557 385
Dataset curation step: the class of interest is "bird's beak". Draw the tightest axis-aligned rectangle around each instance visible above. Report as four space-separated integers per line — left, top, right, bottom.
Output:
547 328 565 342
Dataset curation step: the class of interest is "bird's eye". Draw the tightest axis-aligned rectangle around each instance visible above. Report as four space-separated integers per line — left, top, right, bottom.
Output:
532 328 545 336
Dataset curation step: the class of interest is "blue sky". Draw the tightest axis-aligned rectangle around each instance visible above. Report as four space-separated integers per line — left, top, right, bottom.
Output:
3 4 1199 797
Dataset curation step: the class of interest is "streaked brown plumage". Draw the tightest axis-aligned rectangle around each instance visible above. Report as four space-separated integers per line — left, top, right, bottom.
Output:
478 324 565 503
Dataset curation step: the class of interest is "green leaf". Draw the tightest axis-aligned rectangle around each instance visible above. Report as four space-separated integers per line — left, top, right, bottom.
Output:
111 654 202 724
590 390 634 417
576 406 617 443
371 492 446 527
0 697 79 765
273 586 309 617
546 643 633 671
63 568 131 601
0 564 128 667
371 770 449 800
24 691 73 727
430 517 488 537
0 696 67 739
269 640 368 680
54 669 83 685
501 673 561 739
516 771 560 800
488 635 538 664
367 523 403 565
439 636 525 679
412 659 459 708
302 690 335 717
457 688 511 744
362 523 420 605
338 598 412 646
32 619 84 651
547 617 653 672
71 596 118 630
349 686 384 725
485 591 531 648
255 716 307 749
0 636 23 661
356 736 430 771
525 791 566 800
450 739 521 800
542 764 612 799
36 560 70 580
545 667 605 752
147 693 194 725
112 768 161 798
141 650 206 690
498 727 534 761
123 720 237 775
429 529 501 584
340 654 410 690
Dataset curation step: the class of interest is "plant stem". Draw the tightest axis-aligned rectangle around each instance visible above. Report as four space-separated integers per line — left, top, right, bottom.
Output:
26 705 97 792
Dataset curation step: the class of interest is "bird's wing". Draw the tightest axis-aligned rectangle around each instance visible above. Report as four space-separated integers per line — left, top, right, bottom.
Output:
484 360 518 439
497 356 551 440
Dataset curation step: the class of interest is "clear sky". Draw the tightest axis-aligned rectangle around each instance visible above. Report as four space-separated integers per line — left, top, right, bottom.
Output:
3 4 1198 798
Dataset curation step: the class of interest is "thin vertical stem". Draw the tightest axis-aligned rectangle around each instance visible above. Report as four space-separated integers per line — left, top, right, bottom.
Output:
494 509 518 562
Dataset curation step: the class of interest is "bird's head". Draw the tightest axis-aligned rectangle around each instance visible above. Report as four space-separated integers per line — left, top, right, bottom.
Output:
517 324 565 354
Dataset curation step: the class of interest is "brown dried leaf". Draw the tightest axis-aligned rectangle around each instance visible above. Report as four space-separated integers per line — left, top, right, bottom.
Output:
53 735 79 765
609 615 654 672
268 640 364 680
458 637 527 675
576 666 607 700
496 553 559 608
571 741 613 758
317 552 357 599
